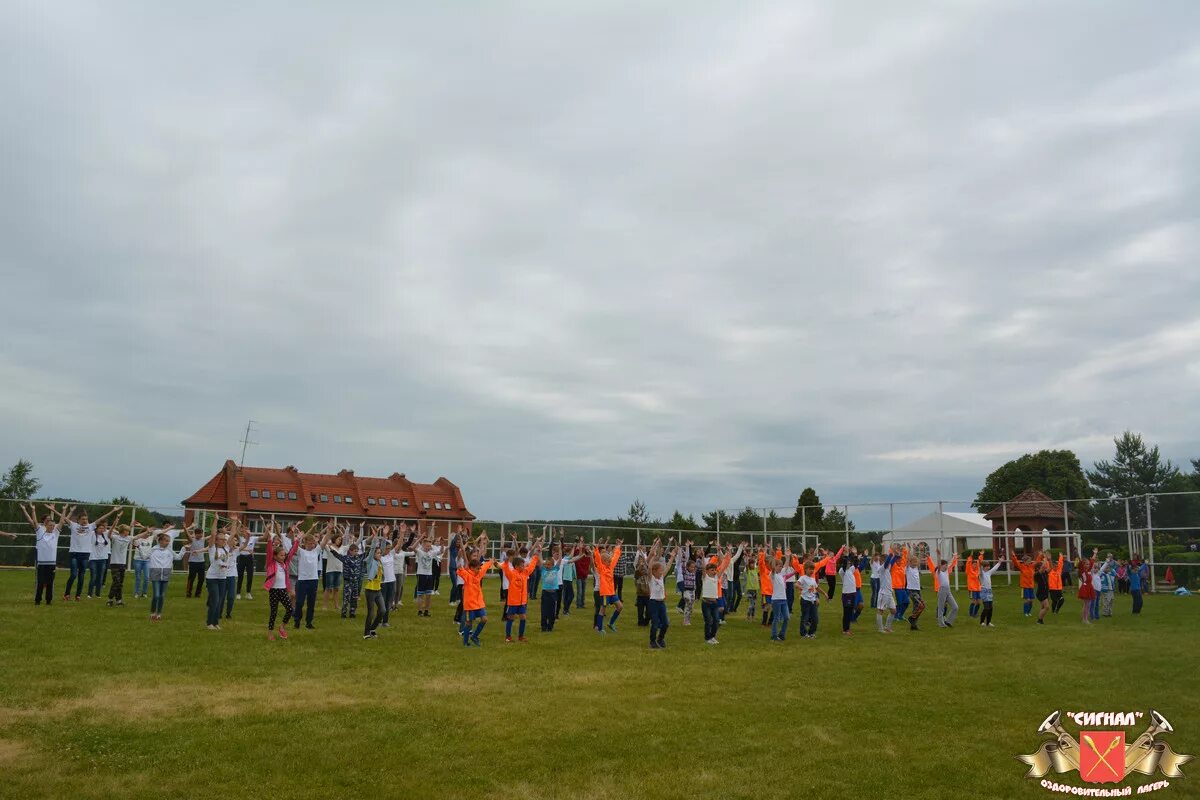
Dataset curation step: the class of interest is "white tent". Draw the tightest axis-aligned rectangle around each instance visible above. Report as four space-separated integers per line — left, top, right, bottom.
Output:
882 511 993 557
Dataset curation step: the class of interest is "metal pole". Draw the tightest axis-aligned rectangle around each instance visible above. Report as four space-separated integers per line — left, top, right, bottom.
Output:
1062 500 1070 559
1002 502 1011 585
1146 494 1156 593
591 526 596 545
1124 498 1133 561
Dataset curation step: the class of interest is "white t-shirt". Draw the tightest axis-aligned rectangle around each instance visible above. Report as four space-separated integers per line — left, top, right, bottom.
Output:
271 568 288 589
415 546 442 576
771 568 795 600
325 544 347 574
905 565 921 591
90 532 111 560
798 574 819 602
109 533 132 565
296 547 321 581
649 574 666 601
188 537 207 563
381 552 396 583
840 565 857 594
206 546 230 579
68 522 95 554
133 537 153 561
701 572 721 600
869 560 885 580
879 561 894 592
35 526 59 564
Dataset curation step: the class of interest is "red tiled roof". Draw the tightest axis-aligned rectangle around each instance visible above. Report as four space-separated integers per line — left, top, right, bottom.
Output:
982 488 1074 521
182 460 473 520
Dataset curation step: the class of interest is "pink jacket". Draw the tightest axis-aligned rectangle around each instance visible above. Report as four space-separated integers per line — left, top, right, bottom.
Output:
263 536 300 592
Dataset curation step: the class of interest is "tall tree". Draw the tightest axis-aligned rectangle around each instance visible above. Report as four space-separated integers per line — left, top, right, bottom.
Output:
667 510 699 530
701 509 735 532
792 487 824 529
624 498 650 526
734 506 763 532
1087 432 1180 529
975 450 1092 508
1 459 40 500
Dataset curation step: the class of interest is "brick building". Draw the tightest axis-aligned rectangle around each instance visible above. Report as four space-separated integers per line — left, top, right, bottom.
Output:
982 487 1076 559
182 459 473 535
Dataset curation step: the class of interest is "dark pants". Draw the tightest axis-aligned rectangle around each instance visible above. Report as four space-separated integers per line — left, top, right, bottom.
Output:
1132 589 1143 614
561 580 574 613
224 575 236 617
785 581 796 613
800 598 818 636
842 592 856 632
294 579 319 627
236 554 255 594
186 562 205 597
701 599 719 641
636 595 650 626
1050 589 1064 614
36 564 56 604
648 598 668 644
575 578 587 607
825 573 836 599
530 567 541 600
364 589 385 635
205 578 227 625
381 581 395 623
870 577 880 609
540 589 558 631
107 565 127 601
65 552 89 598
614 575 623 601
729 577 742 613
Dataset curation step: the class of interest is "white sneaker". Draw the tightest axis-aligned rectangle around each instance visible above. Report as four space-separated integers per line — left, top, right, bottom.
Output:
236 594 242 600
397 600 403 606
433 590 441 596
246 594 253 600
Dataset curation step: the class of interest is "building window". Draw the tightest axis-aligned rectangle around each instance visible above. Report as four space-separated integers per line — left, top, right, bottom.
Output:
423 502 431 510
332 496 340 504
434 502 442 510
249 489 259 499
276 491 286 500
401 499 410 507
390 498 399 507
288 491 297 501
344 496 353 504
320 494 328 502
368 498 376 506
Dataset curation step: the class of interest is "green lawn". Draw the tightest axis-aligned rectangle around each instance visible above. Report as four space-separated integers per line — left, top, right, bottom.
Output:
0 569 1196 800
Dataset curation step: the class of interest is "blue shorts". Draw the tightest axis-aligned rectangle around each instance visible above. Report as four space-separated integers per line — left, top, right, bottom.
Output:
505 604 527 616
969 590 980 600
325 572 343 590
467 609 487 621
1022 588 1034 600
854 589 862 605
603 594 619 605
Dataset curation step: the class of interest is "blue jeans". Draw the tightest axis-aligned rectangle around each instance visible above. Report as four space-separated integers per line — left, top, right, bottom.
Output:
151 580 169 614
648 598 668 644
133 559 150 596
224 576 236 617
66 552 90 597
576 578 586 608
1131 589 1143 614
771 599 790 639
870 577 880 609
701 599 720 641
895 588 910 621
205 577 227 625
88 558 107 596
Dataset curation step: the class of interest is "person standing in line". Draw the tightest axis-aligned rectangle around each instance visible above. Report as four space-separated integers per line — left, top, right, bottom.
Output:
891 545 910 623
87 521 112 599
64 507 121 601
130 521 153 599
927 549 959 628
1011 553 1039 617
136 522 190 621
360 533 387 639
838 549 860 636
235 522 259 601
106 524 133 607
328 525 365 619
904 552 926 631
559 537 577 616
868 547 885 614
322 530 346 611
964 552 981 619
873 547 898 634
291 529 323 631
977 556 1004 627
592 539 624 634
574 544 591 610
1076 549 1098 625
646 539 678 649
184 527 208 599
1033 557 1050 625
1129 558 1145 614
457 540 494 647
24 503 68 605
767 549 795 642
203 524 232 630
1048 553 1065 614
1098 554 1117 618
263 530 300 641
798 555 822 638
413 528 445 618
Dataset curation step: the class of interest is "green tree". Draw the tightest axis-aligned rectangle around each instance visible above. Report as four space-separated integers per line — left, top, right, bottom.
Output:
623 498 650 526
974 450 1092 508
667 510 699 530
792 487 824 529
701 509 735 532
1087 432 1180 529
1 459 41 500
733 506 763 532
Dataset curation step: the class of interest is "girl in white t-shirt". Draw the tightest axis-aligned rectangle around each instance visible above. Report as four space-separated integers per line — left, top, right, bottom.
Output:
646 539 679 650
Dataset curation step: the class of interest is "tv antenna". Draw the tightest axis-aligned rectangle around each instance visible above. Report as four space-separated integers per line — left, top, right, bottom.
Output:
239 420 259 466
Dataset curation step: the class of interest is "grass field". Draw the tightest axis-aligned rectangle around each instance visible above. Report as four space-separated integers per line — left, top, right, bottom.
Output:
0 569 1196 800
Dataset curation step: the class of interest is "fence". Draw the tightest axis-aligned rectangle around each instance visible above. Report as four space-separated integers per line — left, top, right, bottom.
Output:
2 492 1198 590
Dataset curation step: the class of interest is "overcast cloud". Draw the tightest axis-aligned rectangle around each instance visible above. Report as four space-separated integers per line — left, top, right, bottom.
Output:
2 1 1198 523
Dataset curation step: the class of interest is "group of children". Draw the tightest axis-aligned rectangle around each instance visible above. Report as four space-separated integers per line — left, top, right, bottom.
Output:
15 503 1153 647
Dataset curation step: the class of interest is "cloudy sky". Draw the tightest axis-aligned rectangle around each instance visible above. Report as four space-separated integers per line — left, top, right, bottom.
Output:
2 1 1198 524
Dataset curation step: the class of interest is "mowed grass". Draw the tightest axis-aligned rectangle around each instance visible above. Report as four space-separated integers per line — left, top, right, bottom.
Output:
0 569 1197 800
